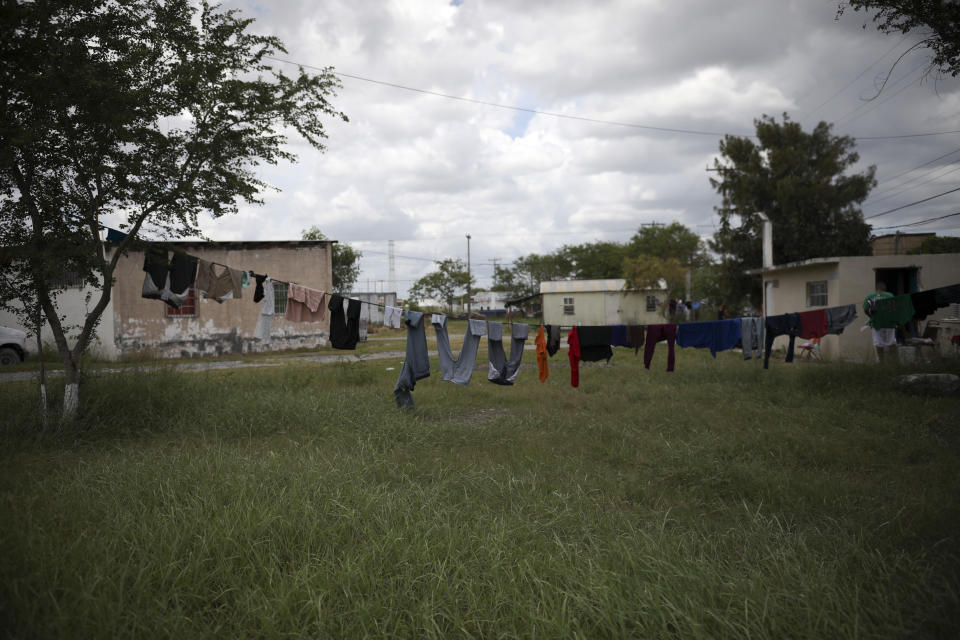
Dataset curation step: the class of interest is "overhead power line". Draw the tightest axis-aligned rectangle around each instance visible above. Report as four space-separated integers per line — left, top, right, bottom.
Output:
265 56 960 142
801 34 909 121
873 145 960 186
872 210 960 229
867 164 960 206
864 186 960 220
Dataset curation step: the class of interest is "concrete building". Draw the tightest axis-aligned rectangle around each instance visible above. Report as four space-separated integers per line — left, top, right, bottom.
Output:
451 290 509 316
472 290 509 312
346 291 397 326
0 240 335 359
540 279 667 326
871 232 934 256
752 253 960 361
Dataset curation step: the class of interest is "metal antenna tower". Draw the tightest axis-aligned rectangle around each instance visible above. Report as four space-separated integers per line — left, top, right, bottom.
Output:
388 240 396 293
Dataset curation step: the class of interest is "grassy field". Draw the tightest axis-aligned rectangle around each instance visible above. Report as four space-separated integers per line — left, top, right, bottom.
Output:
1 333 959 638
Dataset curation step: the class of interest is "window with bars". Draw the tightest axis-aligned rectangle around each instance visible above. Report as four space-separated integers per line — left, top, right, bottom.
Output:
165 286 197 317
562 296 575 315
50 271 84 289
646 295 657 312
806 281 828 307
273 282 288 315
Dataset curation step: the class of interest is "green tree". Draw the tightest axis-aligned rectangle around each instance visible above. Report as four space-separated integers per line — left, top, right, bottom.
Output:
622 255 687 301
628 222 709 267
838 1 960 77
0 0 346 419
709 114 875 307
300 226 362 293
559 241 629 279
491 252 574 299
907 235 960 254
408 259 475 312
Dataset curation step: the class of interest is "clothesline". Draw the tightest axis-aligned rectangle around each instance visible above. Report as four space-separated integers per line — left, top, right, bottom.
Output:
391 283 960 408
106 225 388 309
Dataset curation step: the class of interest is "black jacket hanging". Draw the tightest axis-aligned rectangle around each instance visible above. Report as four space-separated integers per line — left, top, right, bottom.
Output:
328 295 348 348
328 295 361 350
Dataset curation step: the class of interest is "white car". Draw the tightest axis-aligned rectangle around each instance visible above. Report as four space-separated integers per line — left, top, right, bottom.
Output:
0 326 28 365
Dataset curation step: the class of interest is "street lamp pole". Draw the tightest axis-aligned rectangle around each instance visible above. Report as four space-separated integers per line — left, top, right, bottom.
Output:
466 234 472 317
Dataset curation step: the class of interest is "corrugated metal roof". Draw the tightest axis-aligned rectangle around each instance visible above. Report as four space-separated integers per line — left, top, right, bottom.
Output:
540 279 626 293
539 279 667 293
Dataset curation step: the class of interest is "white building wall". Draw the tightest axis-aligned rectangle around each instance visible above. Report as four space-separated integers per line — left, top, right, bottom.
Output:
762 253 960 362
0 284 118 359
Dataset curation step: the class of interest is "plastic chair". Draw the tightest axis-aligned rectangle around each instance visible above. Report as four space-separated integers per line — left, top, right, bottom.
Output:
797 336 821 360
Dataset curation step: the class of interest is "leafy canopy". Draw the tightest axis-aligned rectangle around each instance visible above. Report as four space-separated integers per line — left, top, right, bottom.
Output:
709 114 875 307
838 1 960 77
491 224 709 300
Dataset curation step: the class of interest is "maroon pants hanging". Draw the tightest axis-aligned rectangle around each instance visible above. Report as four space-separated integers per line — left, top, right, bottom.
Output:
644 323 677 372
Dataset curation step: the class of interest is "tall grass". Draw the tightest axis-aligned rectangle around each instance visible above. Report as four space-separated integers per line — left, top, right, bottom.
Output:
1 348 958 638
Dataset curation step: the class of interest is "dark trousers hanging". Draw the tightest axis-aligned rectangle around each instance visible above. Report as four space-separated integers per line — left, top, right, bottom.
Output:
764 313 802 369
644 324 676 372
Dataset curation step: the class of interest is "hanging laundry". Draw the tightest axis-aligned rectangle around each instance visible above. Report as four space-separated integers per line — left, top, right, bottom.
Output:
545 324 562 357
567 326 581 388
625 325 645 355
932 283 960 308
253 277 275 344
740 317 764 360
676 319 742 358
284 283 325 322
610 324 628 348
142 247 169 301
798 309 828 339
241 271 250 289
825 304 857 334
195 259 242 303
328 295 362 350
384 305 403 329
911 289 937 321
106 228 128 245
488 322 529 386
865 293 915 329
432 315 487 385
253 273 268 303
578 326 613 362
394 310 429 408
141 248 198 309
764 313 802 369
327 294 348 347
535 324 549 382
912 284 960 320
644 324 677 372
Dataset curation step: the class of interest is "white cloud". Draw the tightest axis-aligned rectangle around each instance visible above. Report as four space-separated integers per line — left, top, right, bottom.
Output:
189 0 960 294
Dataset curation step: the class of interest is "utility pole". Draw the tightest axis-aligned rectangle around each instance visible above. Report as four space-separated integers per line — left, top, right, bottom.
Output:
466 234 472 317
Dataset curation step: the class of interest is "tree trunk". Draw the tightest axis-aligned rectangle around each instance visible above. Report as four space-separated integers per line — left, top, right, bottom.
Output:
61 353 81 421
35 312 47 428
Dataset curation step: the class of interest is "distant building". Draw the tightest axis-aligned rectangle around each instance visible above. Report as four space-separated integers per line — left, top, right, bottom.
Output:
871 232 935 256
0 240 335 359
540 279 667 326
346 291 397 326
471 290 509 311
750 253 960 361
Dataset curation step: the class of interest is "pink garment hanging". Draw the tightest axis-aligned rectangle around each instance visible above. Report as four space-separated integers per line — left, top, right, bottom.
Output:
284 283 327 322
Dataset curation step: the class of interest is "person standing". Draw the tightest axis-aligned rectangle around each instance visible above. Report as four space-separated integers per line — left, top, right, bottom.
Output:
717 303 727 321
864 281 896 363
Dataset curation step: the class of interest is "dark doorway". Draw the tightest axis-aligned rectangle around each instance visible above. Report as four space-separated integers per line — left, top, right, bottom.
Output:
874 267 919 296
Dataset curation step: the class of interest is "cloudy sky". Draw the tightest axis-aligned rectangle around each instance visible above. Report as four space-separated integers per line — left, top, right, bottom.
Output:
180 0 960 295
